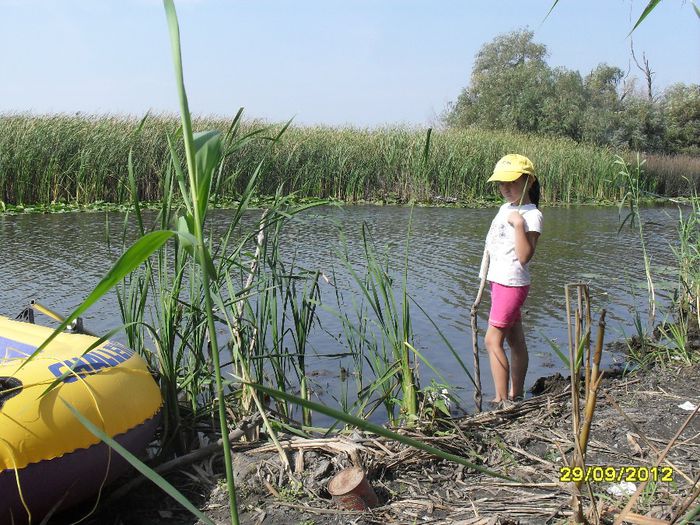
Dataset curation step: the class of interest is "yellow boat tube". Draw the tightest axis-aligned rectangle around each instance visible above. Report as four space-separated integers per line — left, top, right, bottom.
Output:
0 315 162 524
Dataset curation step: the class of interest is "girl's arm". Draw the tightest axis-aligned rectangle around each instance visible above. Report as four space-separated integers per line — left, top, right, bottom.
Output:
509 212 540 265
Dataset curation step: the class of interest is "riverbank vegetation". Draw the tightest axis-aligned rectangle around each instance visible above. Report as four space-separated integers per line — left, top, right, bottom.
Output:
444 29 700 157
1 113 698 211
57 50 698 525
11 2 699 524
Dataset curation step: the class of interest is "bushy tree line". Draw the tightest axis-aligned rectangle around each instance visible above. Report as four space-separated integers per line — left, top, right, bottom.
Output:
444 29 700 155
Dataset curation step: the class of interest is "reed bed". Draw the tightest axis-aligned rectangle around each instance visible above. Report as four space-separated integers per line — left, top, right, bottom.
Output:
644 153 700 197
0 113 674 207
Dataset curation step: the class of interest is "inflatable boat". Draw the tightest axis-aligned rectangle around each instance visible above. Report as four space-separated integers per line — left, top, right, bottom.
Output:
0 313 162 524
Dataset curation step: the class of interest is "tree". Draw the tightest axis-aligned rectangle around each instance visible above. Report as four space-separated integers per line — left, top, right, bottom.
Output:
540 68 586 140
618 91 666 152
661 83 700 154
445 29 553 133
581 64 625 146
444 29 700 155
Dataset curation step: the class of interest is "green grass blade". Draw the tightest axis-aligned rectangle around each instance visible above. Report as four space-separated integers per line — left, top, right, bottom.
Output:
629 0 662 34
193 130 223 222
127 113 150 237
403 342 453 391
166 131 193 216
409 296 477 387
162 2 239 522
162 0 196 187
543 0 560 23
422 128 432 165
541 331 570 368
678 499 700 525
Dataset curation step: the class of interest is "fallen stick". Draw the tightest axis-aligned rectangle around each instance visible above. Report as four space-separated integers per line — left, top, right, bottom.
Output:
251 436 368 456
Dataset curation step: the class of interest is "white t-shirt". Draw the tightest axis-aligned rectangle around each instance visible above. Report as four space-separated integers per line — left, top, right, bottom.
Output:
481 202 543 286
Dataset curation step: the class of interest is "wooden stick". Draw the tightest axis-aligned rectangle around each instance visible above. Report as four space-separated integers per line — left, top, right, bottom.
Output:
619 513 670 525
470 249 489 412
565 285 581 438
584 286 592 395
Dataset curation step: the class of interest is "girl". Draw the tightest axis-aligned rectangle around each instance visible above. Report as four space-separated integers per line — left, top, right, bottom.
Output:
481 154 542 406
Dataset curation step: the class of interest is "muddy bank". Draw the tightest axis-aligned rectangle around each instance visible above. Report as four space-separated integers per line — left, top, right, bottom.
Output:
49 353 698 525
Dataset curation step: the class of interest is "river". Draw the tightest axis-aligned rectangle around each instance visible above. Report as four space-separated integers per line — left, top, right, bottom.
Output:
0 204 682 415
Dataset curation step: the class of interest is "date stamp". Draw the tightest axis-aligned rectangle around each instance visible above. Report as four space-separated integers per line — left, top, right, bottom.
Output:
559 466 674 483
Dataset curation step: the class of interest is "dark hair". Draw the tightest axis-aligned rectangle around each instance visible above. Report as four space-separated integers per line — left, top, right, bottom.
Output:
528 178 540 208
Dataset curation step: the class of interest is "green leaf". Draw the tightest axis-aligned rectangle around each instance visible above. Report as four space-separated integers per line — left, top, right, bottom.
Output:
629 0 662 35
541 332 570 368
422 128 432 165
410 295 477 388
167 132 192 216
174 215 216 280
543 0 560 23
62 399 215 525
163 0 196 183
194 130 223 222
176 214 196 253
200 248 218 282
404 342 452 390
127 113 151 237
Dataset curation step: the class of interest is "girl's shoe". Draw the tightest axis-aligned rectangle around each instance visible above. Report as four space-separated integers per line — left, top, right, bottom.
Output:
488 399 514 410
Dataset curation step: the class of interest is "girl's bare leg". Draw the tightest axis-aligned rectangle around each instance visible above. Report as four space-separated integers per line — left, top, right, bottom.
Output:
506 319 528 399
485 324 509 402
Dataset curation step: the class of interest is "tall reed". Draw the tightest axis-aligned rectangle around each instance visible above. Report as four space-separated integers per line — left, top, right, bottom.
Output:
1 114 674 207
326 220 423 425
673 193 700 328
616 154 656 330
161 2 242 521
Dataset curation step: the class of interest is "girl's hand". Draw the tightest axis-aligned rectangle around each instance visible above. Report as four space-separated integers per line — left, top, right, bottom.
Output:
507 211 525 228
508 210 539 264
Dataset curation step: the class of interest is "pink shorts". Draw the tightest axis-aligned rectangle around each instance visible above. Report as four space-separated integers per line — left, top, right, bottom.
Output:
489 282 530 328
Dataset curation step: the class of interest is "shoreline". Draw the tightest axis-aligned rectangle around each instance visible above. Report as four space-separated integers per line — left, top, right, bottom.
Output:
0 195 688 216
7 323 694 524
53 328 699 525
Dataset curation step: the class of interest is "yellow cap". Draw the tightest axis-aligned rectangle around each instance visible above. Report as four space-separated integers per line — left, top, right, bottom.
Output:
487 154 535 182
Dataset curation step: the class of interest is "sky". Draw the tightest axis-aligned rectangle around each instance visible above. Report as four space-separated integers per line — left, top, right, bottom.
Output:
1 0 698 127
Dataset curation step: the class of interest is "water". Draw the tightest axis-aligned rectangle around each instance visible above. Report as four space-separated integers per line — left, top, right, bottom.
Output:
0 204 682 415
